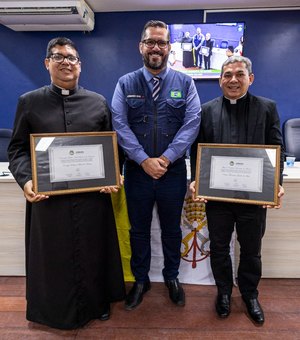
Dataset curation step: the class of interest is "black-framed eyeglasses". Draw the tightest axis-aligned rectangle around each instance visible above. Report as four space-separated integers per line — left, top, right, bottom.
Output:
142 39 169 49
49 53 80 65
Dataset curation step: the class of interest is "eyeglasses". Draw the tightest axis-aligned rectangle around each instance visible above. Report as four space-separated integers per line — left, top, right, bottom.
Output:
142 39 169 49
49 53 80 65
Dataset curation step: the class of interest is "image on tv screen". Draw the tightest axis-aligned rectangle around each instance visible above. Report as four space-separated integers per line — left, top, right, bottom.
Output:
167 22 245 79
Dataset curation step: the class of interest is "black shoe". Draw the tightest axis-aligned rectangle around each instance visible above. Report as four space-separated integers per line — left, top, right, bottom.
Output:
165 279 185 306
99 303 110 321
125 282 151 311
216 294 231 318
243 297 265 324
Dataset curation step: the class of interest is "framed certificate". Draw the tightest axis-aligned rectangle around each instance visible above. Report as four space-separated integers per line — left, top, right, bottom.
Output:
195 143 281 205
200 46 210 56
30 132 120 196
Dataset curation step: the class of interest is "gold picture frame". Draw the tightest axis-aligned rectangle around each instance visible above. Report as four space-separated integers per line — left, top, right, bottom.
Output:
195 143 281 205
30 131 120 196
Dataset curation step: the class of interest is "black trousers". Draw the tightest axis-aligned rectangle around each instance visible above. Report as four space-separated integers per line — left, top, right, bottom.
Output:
206 201 267 299
204 55 211 69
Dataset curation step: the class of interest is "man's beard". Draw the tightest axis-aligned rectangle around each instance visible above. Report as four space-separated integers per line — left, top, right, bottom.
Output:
142 52 168 70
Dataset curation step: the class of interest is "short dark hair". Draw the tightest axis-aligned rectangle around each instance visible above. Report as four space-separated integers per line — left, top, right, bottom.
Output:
141 20 170 41
227 46 234 53
46 37 79 58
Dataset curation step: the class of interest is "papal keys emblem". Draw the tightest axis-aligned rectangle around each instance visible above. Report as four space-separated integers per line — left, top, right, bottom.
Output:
181 196 210 268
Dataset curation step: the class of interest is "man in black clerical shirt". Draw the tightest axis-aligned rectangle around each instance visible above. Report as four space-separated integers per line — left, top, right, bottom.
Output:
190 56 285 325
8 37 125 329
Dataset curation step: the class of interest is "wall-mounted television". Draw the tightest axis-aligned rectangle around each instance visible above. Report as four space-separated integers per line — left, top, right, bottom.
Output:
167 22 245 80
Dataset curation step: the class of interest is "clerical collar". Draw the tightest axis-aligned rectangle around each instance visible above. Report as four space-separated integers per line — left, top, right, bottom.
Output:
224 92 247 105
50 83 78 96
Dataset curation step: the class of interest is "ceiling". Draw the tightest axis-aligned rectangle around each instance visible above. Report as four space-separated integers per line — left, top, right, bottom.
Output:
1 0 299 13
0 0 298 32
84 0 300 12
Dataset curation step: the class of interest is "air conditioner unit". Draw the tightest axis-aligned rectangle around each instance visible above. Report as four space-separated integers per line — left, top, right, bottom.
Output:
0 0 95 31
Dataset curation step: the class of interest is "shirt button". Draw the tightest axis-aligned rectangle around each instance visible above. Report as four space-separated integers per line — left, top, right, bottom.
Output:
67 121 71 125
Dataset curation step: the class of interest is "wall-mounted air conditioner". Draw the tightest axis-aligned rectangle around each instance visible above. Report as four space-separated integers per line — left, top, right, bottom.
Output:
0 0 95 31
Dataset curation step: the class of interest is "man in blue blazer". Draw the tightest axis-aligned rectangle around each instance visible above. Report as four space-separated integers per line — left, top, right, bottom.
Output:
190 56 285 325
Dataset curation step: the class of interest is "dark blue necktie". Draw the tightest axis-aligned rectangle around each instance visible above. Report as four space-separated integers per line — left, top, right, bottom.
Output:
152 76 160 101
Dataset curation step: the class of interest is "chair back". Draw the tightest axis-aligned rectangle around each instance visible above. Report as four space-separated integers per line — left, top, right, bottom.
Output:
0 128 13 162
220 40 229 49
283 118 300 161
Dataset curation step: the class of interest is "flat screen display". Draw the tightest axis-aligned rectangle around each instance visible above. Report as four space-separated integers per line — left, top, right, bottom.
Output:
167 22 245 79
